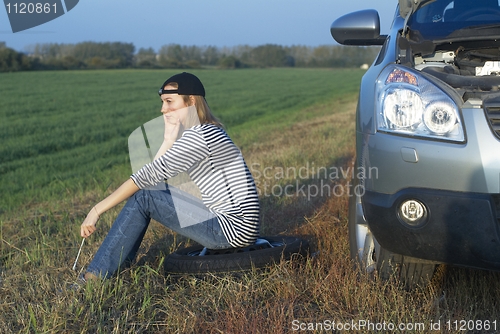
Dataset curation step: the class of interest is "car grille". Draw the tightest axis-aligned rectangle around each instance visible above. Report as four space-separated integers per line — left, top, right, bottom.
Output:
483 103 500 139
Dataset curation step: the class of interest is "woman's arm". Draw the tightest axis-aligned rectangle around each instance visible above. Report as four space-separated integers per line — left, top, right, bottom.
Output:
80 178 140 238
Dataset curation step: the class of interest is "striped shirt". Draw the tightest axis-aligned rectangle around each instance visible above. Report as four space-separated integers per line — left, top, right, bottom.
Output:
130 123 260 247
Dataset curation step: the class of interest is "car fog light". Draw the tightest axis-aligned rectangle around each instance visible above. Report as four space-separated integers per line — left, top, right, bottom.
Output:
398 199 427 227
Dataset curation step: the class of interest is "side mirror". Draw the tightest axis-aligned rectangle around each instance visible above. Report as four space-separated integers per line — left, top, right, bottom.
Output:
330 9 387 46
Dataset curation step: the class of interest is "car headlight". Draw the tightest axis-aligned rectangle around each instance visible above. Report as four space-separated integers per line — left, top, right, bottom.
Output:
376 66 465 142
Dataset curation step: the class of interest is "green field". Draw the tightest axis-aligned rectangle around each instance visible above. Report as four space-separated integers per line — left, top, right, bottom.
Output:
0 68 362 214
1 68 499 333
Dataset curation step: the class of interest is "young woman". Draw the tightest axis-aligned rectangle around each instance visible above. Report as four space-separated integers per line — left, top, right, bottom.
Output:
80 72 260 280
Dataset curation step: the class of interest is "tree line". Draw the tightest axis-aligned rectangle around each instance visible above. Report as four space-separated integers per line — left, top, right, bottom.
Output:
0 41 380 72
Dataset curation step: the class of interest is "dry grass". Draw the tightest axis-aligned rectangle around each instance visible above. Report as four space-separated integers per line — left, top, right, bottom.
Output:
1 99 500 333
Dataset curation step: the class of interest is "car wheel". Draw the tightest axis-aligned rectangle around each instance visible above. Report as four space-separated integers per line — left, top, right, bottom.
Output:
348 183 378 273
376 246 437 290
348 173 436 289
164 236 310 274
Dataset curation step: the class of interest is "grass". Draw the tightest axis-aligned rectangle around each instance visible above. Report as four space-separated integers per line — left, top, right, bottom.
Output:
1 68 500 333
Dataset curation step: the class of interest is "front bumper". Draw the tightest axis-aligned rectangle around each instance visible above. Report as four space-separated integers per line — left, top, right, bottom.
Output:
364 188 500 271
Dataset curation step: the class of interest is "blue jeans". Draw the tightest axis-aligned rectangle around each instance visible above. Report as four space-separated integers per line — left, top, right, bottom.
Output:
86 185 231 279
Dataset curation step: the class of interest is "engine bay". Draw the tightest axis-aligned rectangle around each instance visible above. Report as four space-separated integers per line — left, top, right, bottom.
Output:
413 44 500 101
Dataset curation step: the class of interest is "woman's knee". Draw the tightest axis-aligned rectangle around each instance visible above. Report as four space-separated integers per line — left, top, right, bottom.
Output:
131 188 176 220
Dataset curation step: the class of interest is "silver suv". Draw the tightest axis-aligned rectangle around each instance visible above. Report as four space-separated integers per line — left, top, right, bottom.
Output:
331 0 500 288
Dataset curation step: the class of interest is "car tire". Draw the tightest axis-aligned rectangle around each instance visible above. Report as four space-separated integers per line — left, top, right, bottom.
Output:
376 246 437 290
164 235 310 274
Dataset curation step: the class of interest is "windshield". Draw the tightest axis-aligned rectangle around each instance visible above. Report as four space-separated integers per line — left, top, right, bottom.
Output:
407 0 500 40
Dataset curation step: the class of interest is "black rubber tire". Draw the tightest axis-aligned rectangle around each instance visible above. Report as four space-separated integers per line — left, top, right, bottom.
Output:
164 236 310 274
377 246 436 290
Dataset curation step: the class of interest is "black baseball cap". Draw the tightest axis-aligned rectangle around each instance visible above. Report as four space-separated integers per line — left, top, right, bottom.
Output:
158 72 205 97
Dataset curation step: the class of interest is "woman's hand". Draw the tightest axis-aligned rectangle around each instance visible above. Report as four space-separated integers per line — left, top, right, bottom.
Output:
163 113 181 142
154 114 180 160
81 207 100 238
79 179 139 238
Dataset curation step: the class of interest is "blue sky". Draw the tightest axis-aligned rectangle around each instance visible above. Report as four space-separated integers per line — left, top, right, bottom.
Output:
1 0 397 52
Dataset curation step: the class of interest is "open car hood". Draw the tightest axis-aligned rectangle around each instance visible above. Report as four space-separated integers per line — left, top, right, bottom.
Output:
399 0 435 18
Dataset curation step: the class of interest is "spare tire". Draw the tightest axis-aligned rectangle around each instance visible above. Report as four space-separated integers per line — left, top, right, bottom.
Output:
164 235 310 274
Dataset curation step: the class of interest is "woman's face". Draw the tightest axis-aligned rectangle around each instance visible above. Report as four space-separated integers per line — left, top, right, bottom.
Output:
160 84 191 124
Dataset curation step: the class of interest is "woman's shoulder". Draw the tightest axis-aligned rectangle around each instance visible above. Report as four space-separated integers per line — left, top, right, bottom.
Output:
192 123 227 135
188 124 234 146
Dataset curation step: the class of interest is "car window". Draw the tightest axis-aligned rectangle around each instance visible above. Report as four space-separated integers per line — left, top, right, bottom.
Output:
408 0 500 40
